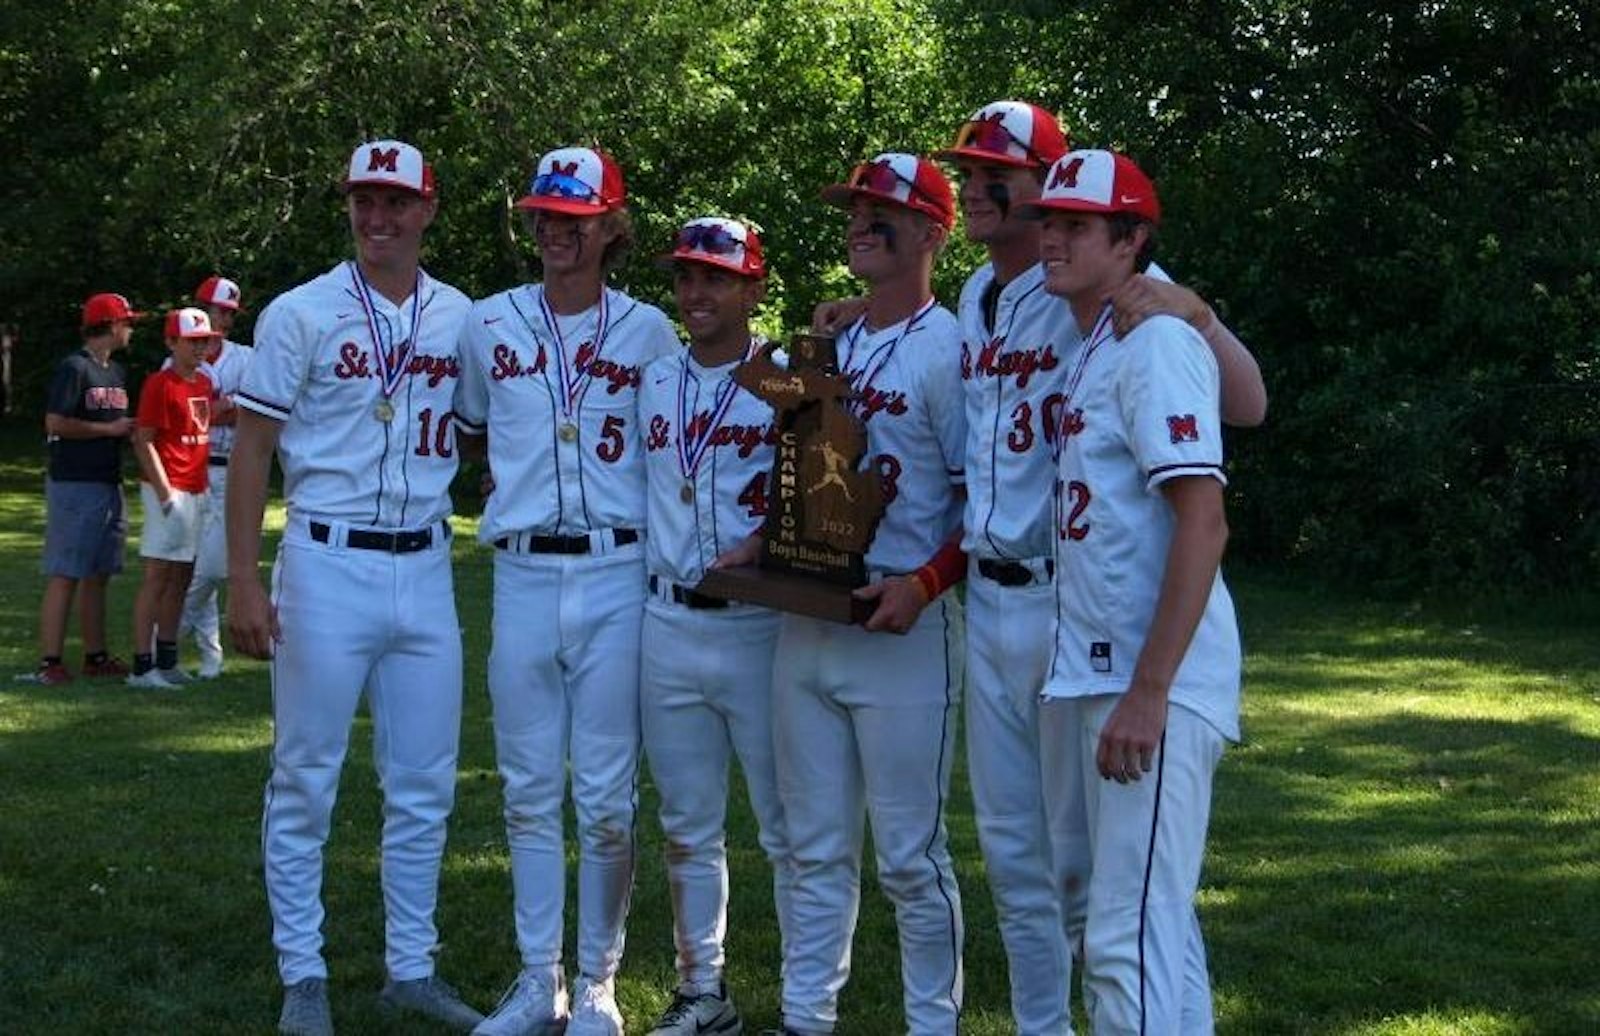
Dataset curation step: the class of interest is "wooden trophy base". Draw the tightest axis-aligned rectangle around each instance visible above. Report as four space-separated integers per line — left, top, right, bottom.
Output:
696 565 874 625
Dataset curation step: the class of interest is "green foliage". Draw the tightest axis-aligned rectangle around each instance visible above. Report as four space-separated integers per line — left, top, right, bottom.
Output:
1 0 1594 592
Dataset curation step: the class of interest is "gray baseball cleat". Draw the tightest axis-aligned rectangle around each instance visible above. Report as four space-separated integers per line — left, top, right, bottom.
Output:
647 982 742 1035
279 977 333 1036
379 974 485 1031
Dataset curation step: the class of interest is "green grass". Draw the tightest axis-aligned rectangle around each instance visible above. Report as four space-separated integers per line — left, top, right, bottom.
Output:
1 415 1596 1034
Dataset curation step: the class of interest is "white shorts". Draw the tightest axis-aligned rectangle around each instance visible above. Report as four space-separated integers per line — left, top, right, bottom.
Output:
139 484 206 562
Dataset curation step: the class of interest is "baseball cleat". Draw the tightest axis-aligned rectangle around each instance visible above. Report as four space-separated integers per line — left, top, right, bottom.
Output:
16 663 73 686
647 982 741 1034
378 974 485 1031
197 660 224 679
278 977 333 1036
158 667 196 685
126 668 178 689
567 975 623 1036
473 968 569 1035
82 655 130 678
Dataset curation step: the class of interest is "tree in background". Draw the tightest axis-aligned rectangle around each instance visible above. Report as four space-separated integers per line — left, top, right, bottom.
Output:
2 0 1593 593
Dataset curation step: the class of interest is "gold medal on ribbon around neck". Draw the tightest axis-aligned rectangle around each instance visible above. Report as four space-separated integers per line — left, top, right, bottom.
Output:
680 482 694 504
559 422 579 442
374 399 396 423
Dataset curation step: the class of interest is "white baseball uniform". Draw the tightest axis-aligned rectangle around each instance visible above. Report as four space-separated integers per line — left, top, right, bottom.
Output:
177 339 255 673
637 339 795 991
775 303 967 1035
959 258 1176 1036
454 283 677 985
237 261 472 986
1039 313 1240 1036
957 259 1080 1035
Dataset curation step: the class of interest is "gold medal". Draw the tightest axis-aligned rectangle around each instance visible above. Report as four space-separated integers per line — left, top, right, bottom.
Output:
374 399 395 422
680 482 694 504
559 422 579 442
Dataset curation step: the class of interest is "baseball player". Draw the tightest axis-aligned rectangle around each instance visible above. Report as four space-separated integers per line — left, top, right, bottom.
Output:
127 307 216 688
637 217 792 1035
926 101 1268 1035
175 275 253 678
457 146 678 1036
728 153 969 1035
227 139 482 1036
1024 149 1241 1036
26 292 139 686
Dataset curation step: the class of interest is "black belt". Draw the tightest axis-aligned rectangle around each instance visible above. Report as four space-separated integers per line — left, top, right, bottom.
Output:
494 528 640 555
208 456 229 467
976 557 1053 587
649 575 728 610
310 520 444 554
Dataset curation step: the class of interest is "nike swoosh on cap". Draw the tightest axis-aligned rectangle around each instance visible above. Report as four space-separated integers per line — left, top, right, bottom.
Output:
1119 195 1144 205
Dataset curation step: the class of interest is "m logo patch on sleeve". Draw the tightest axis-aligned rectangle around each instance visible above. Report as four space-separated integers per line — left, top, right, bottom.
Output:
1090 641 1112 673
1167 414 1199 443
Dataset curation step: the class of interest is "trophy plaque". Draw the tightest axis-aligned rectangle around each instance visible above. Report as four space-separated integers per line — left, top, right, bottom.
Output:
696 332 886 623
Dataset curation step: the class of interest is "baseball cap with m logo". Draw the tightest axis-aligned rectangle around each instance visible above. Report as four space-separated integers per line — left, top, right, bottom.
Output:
340 139 436 199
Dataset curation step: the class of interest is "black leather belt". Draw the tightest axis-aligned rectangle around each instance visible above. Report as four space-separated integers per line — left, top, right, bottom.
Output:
649 575 728 610
494 528 640 555
310 520 443 554
208 456 229 467
976 557 1053 586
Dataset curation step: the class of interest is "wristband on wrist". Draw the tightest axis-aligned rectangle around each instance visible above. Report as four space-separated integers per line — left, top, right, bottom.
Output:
912 541 967 601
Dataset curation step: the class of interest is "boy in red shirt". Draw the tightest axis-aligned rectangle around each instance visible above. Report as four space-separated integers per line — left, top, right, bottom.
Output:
128 308 216 688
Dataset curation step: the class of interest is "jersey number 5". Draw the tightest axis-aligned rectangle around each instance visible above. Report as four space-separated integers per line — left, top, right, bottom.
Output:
596 415 626 463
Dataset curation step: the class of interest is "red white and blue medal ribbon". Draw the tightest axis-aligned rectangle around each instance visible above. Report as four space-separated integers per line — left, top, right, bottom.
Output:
1051 303 1115 460
839 296 938 417
534 285 611 433
349 262 423 421
676 336 763 501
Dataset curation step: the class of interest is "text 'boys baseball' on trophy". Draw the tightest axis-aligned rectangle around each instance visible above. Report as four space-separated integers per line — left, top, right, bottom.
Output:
696 332 886 623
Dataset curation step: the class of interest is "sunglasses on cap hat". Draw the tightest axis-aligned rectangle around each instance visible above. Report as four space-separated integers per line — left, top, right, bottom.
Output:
666 218 766 277
950 117 1048 165
528 171 598 202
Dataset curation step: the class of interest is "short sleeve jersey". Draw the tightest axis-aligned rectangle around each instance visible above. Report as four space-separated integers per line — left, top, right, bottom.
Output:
639 342 777 585
45 349 130 482
164 339 255 459
136 368 214 493
237 262 473 529
454 285 679 541
959 260 1174 561
835 303 966 573
1042 314 1241 740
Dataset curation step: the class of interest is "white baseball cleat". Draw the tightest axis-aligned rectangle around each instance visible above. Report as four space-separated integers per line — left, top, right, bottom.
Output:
126 668 178 689
159 667 196 685
646 982 741 1035
567 975 624 1036
473 968 569 1036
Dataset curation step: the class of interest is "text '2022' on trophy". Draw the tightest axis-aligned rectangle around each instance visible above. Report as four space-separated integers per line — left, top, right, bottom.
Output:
696 332 886 623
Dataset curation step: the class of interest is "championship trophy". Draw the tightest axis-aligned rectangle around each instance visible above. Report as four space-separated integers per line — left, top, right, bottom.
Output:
696 332 886 623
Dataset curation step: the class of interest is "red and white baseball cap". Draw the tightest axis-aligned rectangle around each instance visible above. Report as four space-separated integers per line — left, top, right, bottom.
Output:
933 101 1070 169
341 139 436 199
194 275 242 311
1018 149 1161 225
164 307 220 340
81 292 142 327
515 146 626 215
662 217 766 278
820 153 956 228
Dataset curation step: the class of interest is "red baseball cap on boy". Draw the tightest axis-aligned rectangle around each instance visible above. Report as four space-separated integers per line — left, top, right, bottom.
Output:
81 293 142 327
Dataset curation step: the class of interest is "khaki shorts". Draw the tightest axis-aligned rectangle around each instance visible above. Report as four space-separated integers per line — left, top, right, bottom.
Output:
139 483 208 562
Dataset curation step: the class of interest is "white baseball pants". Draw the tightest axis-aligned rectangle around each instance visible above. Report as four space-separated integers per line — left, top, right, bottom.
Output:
179 461 227 671
488 546 644 981
262 517 462 985
774 595 965 1035
965 568 1083 1035
1039 696 1224 1036
640 595 793 989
